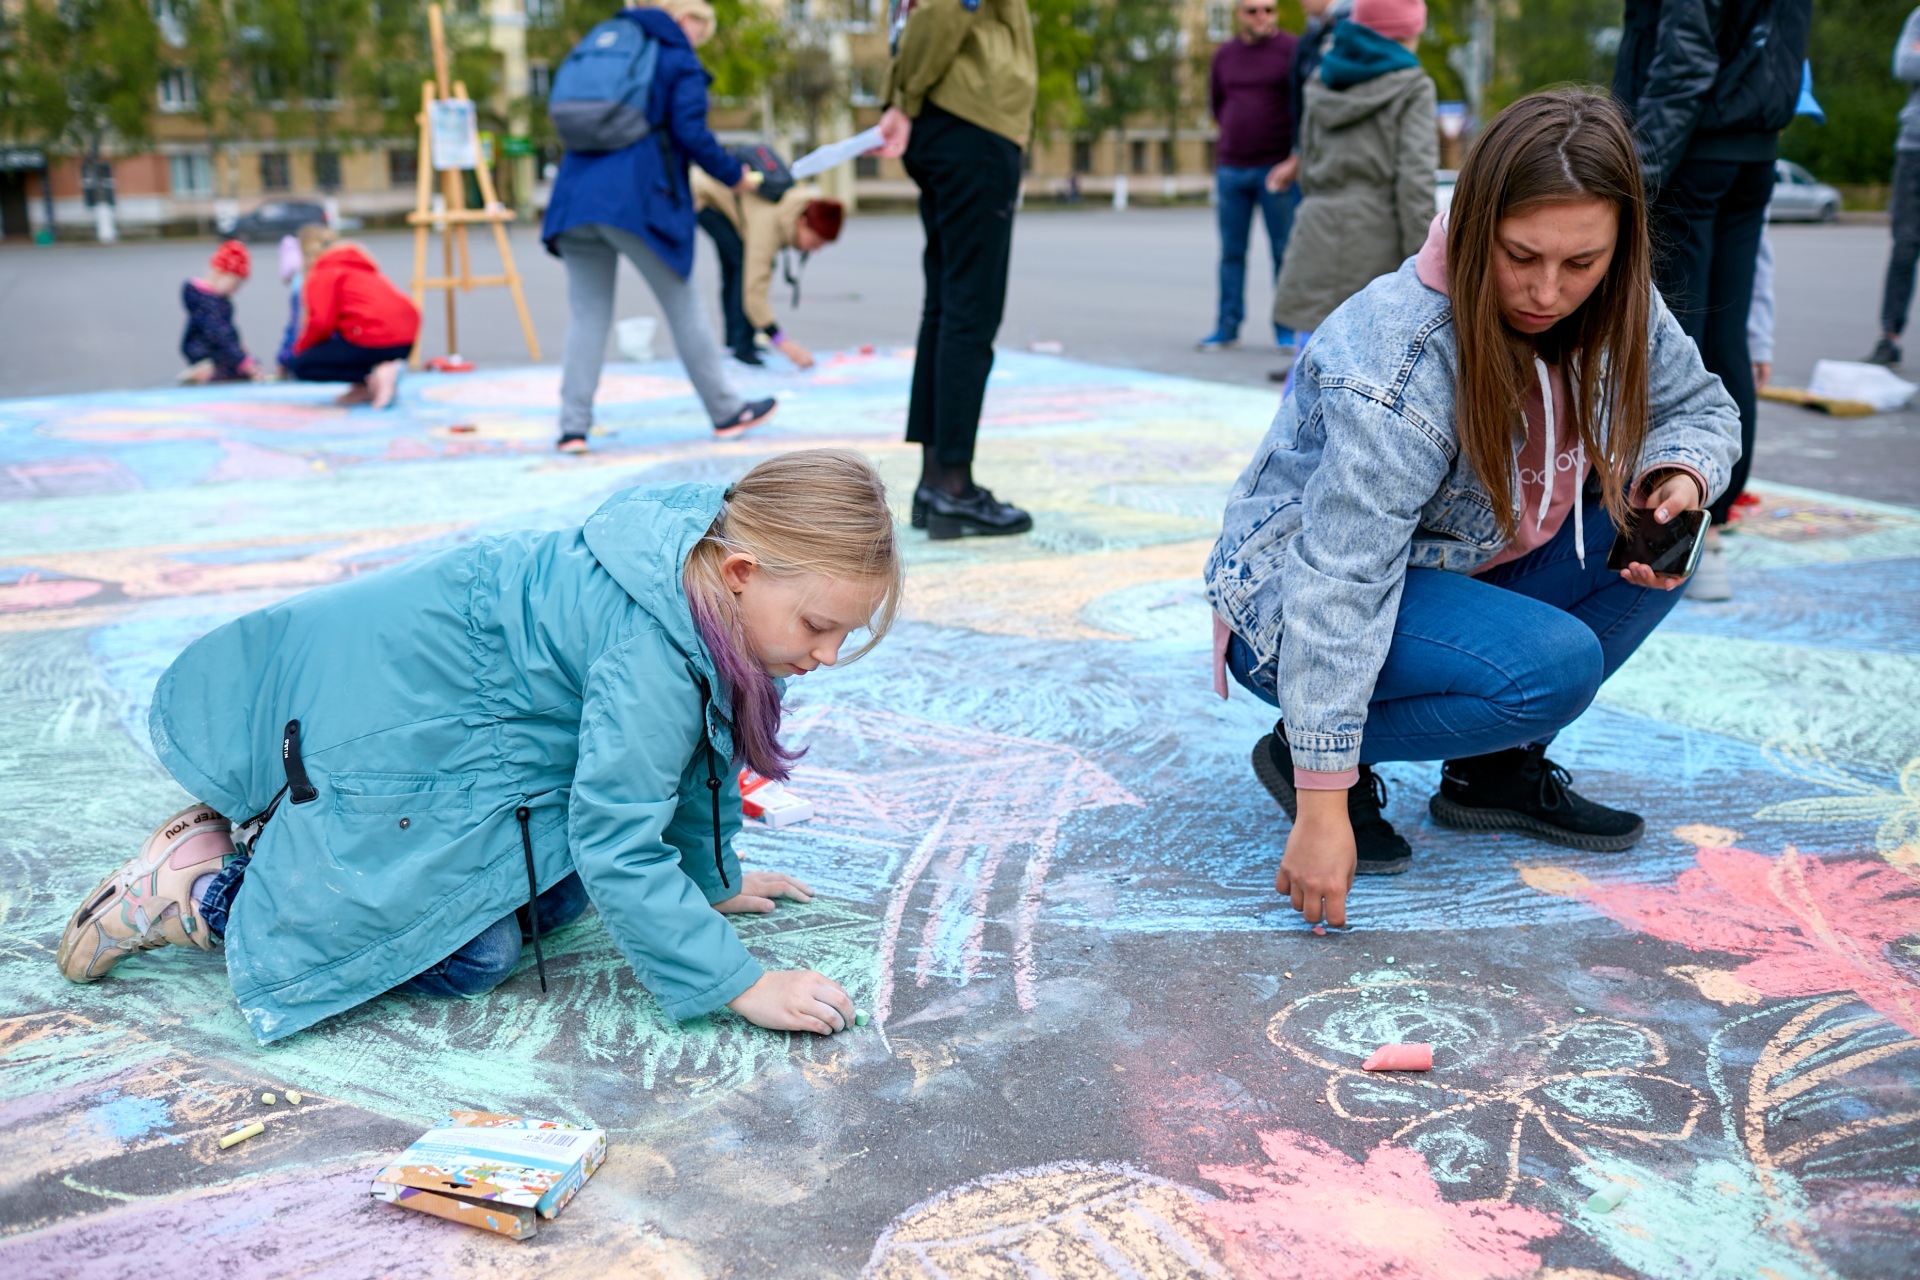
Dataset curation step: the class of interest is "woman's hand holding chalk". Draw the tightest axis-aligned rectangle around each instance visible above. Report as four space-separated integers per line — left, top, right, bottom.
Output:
1361 1043 1433 1071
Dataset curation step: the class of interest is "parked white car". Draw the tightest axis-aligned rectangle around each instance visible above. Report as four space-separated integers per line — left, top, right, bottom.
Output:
1770 160 1840 222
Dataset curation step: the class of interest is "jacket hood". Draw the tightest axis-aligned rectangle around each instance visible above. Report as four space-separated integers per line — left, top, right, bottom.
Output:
625 5 694 50
583 480 724 688
1319 20 1421 91
1413 212 1449 295
316 243 381 275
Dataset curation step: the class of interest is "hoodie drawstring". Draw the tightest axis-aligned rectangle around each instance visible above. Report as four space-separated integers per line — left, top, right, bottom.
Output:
692 673 731 890
516 805 548 993
1531 356 1586 569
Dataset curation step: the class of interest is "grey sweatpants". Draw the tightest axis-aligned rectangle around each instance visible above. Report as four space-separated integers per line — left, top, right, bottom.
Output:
556 223 743 438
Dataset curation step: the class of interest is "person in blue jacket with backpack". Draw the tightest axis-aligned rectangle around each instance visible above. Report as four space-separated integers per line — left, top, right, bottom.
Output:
542 1 777 452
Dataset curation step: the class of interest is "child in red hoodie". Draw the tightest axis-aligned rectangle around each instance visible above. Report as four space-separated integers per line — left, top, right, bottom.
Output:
287 241 422 409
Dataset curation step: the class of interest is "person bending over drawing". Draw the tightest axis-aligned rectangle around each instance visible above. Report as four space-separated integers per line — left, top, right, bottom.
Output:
56 451 899 1043
1206 91 1741 928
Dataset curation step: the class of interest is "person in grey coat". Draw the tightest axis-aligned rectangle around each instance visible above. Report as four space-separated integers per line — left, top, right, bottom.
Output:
1271 0 1436 342
1871 6 1920 367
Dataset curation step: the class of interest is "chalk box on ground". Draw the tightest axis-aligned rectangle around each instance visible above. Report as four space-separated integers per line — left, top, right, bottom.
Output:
740 767 815 827
370 1111 607 1240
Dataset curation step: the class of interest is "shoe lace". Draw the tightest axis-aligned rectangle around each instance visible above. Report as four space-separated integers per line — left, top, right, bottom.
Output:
1349 768 1390 825
1534 752 1573 810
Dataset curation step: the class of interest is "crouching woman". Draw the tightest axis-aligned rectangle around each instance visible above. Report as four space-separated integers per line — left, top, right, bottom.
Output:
1206 90 1741 928
57 450 899 1042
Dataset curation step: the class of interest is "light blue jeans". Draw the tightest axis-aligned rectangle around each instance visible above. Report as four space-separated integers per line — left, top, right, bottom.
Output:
1228 497 1687 761
1213 165 1300 342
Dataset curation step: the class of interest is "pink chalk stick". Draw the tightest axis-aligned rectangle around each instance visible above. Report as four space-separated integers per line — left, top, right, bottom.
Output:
1361 1043 1433 1072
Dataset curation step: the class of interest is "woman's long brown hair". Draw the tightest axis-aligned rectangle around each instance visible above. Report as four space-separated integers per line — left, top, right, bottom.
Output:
1447 89 1651 542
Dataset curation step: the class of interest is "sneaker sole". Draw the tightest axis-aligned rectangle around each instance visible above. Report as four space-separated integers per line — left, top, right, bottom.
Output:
714 405 777 440
926 513 1033 540
55 803 227 982
1427 794 1644 853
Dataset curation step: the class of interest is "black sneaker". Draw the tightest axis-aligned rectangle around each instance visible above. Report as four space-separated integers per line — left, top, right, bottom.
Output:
925 486 1032 539
911 485 934 530
715 397 777 439
1866 337 1902 367
1250 730 1412 875
732 346 764 367
1429 744 1644 852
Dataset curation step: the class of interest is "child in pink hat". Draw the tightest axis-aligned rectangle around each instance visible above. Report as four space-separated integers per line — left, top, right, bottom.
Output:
179 239 258 384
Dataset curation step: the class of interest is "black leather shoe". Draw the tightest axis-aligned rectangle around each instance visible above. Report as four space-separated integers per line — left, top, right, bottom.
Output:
911 485 934 530
1429 744 1644 852
925 486 1032 539
1251 729 1411 875
1866 337 1902 367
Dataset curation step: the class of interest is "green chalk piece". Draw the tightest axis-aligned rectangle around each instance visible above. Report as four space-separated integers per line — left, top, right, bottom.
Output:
1575 1006 1587 1014
1385 956 1396 964
1586 1184 1629 1213
854 1013 868 1027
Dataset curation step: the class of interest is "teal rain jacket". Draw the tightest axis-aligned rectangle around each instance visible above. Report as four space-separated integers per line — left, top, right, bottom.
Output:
149 482 764 1042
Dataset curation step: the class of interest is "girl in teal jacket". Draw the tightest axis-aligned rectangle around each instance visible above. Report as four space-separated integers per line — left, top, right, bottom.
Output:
56 450 902 1043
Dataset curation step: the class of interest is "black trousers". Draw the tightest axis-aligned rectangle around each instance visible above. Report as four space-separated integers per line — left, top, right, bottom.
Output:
1650 158 1773 526
1881 150 1920 338
289 335 414 384
697 206 755 359
903 104 1022 468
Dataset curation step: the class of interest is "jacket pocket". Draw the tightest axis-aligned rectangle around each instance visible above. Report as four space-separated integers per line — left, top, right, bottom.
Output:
330 772 477 818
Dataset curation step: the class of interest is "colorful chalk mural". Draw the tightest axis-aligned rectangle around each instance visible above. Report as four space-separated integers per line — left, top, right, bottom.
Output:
0 352 1915 1277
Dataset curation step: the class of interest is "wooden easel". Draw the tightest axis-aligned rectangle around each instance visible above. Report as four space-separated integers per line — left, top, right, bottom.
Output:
408 2 540 367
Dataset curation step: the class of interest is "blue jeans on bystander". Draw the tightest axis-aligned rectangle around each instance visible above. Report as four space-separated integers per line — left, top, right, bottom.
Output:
1211 165 1300 345
1228 496 1687 761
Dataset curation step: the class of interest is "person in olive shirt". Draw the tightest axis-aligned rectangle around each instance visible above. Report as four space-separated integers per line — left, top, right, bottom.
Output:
873 0 1037 539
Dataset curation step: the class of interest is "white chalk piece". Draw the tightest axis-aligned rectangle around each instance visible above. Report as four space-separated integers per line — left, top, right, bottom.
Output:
220 1122 266 1149
1586 1183 1629 1213
791 126 887 180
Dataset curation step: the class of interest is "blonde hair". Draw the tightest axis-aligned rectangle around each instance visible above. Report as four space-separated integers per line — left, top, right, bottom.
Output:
298 223 339 272
682 449 902 777
659 0 717 44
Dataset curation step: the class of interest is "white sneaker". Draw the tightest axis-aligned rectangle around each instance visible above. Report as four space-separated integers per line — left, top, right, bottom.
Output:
1687 543 1731 601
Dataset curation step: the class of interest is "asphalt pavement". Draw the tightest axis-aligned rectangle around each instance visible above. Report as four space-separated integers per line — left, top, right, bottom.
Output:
0 209 1911 503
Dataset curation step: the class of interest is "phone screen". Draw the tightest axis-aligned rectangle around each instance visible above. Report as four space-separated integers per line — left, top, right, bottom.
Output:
1606 508 1708 576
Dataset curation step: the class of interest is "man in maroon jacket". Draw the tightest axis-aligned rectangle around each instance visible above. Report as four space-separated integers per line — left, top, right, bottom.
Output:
1199 0 1299 352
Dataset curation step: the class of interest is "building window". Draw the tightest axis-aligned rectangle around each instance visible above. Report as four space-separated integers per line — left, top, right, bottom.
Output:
389 148 418 187
314 150 341 190
528 63 553 99
260 152 290 191
158 68 196 112
847 0 876 27
849 65 880 107
1130 139 1147 174
525 0 556 22
786 0 808 20
1072 139 1092 174
1160 139 1176 175
855 155 878 178
169 152 213 195
151 0 186 44
1206 2 1233 42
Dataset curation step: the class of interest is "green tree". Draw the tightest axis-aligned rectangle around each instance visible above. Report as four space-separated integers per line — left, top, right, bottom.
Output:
1781 0 1911 186
1078 0 1185 169
1030 0 1095 136
11 0 160 173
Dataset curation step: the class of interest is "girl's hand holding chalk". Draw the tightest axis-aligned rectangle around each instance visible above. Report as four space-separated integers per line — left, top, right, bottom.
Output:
713 870 815 915
727 968 854 1035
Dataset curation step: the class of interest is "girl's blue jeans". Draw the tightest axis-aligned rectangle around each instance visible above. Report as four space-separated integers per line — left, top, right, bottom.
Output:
200 865 592 999
1228 496 1687 763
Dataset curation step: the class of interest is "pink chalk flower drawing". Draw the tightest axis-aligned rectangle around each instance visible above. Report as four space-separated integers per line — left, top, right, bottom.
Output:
1560 840 1920 1038
1201 1130 1560 1280
1267 977 1705 1202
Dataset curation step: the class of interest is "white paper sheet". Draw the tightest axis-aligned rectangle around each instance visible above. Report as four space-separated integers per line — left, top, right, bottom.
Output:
790 126 888 180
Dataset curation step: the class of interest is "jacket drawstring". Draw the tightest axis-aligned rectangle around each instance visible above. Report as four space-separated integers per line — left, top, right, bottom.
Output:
692 673 731 890
516 806 548 993
1532 355 1585 569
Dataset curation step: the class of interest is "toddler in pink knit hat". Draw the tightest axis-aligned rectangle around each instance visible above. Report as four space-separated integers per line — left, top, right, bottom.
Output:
1351 0 1427 43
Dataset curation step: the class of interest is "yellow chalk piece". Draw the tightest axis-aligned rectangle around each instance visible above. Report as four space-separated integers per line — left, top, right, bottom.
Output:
261 1092 276 1105
286 1091 303 1104
219 1122 266 1149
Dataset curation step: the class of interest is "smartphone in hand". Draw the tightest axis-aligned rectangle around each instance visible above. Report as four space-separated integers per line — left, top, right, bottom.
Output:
1606 507 1709 578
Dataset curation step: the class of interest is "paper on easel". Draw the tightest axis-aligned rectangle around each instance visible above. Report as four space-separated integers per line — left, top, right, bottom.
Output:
790 126 886 179
740 768 815 827
429 99 479 170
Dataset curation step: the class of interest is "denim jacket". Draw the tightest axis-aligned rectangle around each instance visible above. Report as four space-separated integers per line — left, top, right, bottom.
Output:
1204 258 1741 773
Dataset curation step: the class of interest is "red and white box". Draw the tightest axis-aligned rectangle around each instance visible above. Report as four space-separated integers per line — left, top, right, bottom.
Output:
739 768 815 828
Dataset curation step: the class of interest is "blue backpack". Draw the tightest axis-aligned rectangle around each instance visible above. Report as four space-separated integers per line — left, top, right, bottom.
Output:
548 15 661 154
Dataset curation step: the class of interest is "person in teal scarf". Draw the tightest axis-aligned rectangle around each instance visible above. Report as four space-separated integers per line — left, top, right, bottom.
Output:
1270 0 1437 346
56 450 902 1044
